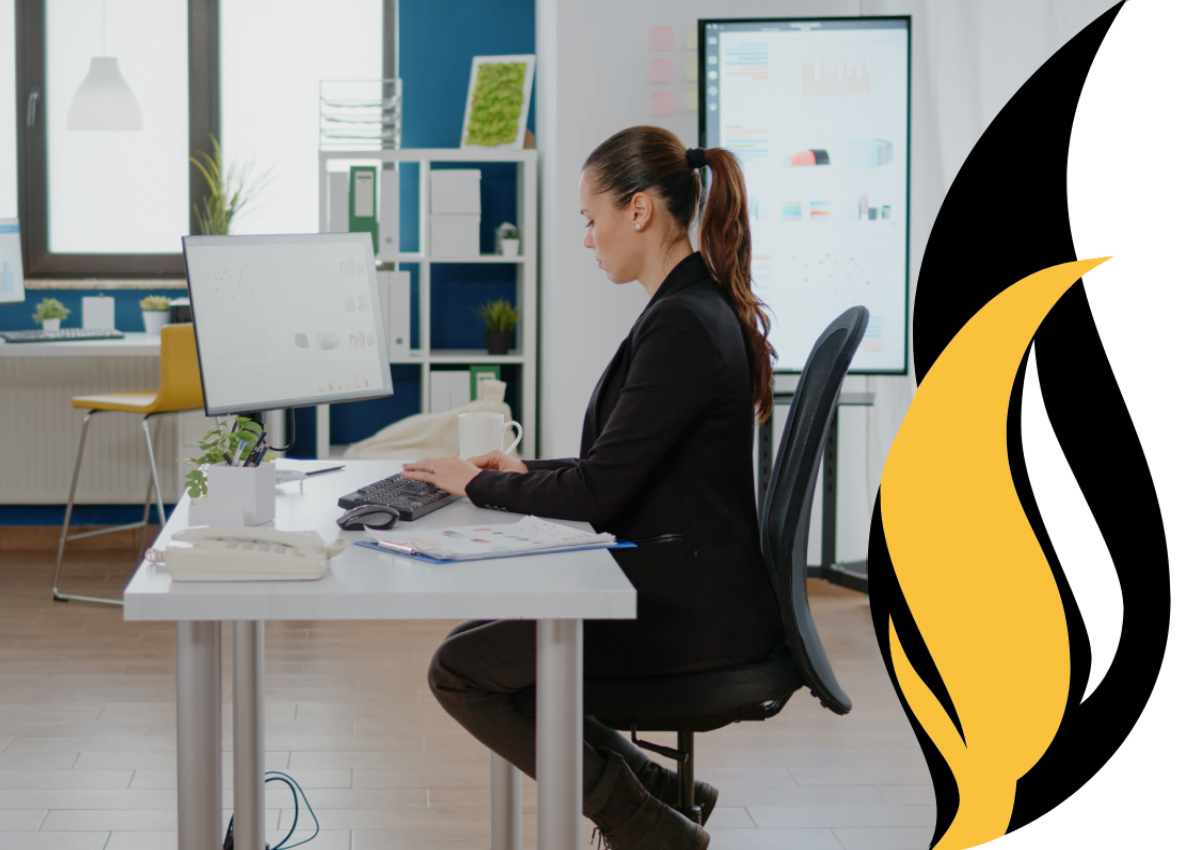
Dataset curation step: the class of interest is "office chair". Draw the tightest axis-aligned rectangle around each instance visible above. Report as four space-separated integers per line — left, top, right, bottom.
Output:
52 323 205 606
515 305 869 824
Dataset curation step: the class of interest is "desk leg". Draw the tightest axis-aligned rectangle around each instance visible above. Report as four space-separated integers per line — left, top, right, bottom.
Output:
176 621 221 850
234 621 266 850
536 618 582 850
490 751 522 850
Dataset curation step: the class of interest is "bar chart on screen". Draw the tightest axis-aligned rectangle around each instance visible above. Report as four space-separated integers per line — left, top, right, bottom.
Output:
0 220 24 304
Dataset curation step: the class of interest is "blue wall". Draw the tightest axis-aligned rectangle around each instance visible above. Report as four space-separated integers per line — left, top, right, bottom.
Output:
0 290 184 333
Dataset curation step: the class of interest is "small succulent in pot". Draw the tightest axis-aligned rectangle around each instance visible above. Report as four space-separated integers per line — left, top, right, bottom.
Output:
474 298 518 355
140 295 172 312
32 297 70 324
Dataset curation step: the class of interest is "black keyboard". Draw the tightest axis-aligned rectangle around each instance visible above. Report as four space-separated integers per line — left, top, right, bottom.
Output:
338 474 458 521
0 328 125 343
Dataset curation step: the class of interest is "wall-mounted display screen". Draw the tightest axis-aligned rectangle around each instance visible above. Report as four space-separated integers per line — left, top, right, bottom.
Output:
701 17 911 374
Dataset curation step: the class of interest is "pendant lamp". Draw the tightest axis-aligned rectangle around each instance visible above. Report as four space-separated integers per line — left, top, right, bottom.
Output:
65 1 143 131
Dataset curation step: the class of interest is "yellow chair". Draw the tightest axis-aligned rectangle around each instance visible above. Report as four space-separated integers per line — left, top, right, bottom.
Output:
52 323 205 605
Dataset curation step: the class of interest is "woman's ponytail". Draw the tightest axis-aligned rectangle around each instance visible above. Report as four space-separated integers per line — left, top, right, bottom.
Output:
583 127 776 422
698 148 775 422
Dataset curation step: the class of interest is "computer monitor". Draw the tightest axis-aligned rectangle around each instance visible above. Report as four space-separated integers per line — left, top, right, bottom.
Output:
700 17 911 375
182 232 394 416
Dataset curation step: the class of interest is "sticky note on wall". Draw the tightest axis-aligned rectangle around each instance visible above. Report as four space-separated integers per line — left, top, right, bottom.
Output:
685 88 698 113
649 26 675 51
649 59 675 84
685 26 698 51
685 57 698 82
649 91 676 116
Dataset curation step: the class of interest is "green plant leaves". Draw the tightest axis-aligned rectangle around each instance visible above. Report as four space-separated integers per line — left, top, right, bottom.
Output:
465 62 526 147
473 298 518 333
32 298 70 322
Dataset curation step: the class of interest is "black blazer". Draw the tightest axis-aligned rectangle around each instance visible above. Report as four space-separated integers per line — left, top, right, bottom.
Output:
466 252 783 676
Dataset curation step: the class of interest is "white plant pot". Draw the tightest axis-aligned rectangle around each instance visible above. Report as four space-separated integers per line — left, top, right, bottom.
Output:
205 462 276 525
142 310 169 335
499 238 520 257
41 319 61 332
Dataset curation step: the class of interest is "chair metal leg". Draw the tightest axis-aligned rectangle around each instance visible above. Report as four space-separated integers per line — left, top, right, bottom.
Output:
53 412 95 602
676 730 701 825
142 415 168 532
137 416 165 554
53 410 162 606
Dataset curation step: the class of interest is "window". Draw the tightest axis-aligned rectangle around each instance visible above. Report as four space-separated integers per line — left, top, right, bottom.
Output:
16 0 216 277
46 0 189 253
0 0 17 219
220 0 383 235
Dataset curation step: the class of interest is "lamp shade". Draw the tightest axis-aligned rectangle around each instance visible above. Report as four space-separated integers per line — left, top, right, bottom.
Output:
65 57 143 130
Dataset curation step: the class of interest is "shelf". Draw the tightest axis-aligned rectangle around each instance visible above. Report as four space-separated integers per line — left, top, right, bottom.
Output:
397 253 525 264
424 349 525 364
321 148 538 163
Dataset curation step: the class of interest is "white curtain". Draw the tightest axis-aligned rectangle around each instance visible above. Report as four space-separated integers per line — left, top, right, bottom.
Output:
856 0 1119 515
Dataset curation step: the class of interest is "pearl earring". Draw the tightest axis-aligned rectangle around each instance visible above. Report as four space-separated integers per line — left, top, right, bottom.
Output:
635 224 641 230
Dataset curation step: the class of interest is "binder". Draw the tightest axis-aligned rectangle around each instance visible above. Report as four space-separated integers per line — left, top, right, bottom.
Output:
377 167 400 263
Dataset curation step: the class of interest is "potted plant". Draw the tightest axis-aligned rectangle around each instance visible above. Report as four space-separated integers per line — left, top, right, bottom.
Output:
32 298 70 332
140 295 172 336
181 417 278 525
190 134 270 235
474 298 518 355
495 221 520 257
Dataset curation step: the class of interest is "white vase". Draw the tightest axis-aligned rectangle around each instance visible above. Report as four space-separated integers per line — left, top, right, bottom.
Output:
205 462 276 525
142 310 169 335
41 319 61 332
499 238 520 257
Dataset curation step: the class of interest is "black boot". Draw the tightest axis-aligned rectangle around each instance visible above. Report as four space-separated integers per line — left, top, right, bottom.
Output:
585 751 709 850
636 761 719 826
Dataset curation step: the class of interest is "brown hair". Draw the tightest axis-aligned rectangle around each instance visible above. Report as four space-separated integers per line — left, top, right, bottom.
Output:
582 126 776 422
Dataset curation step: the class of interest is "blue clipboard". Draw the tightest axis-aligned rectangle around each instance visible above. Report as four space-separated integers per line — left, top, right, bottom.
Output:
354 539 636 565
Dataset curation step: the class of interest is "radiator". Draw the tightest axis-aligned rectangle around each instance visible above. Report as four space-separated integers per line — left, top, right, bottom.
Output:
0 356 216 505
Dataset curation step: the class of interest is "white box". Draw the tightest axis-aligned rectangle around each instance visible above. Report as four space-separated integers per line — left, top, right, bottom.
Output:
377 168 400 262
430 214 480 257
81 295 116 329
430 169 481 214
429 370 471 413
187 497 244 527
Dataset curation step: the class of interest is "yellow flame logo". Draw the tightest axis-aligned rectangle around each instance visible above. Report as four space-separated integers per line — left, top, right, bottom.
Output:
880 258 1109 849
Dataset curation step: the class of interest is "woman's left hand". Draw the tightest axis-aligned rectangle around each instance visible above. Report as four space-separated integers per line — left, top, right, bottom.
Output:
402 456 481 497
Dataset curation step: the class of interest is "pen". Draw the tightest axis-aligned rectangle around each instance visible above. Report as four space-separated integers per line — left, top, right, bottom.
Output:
245 430 268 467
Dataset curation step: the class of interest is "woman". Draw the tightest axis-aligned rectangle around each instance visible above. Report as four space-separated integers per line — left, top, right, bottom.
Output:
402 126 782 850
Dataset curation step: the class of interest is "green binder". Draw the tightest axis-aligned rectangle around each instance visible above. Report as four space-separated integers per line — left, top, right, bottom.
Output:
348 166 378 253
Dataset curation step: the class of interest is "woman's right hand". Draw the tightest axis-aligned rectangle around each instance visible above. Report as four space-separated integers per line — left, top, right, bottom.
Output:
467 450 528 475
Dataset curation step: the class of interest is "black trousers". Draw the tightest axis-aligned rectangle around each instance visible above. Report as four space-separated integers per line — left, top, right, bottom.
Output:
427 618 765 802
427 619 654 798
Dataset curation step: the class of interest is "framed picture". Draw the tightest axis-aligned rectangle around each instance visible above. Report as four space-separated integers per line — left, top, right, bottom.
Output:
460 55 536 149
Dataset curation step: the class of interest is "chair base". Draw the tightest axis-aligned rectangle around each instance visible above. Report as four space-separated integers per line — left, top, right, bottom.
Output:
52 410 171 607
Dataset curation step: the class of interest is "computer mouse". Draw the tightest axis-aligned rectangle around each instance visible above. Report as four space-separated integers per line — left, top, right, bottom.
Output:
336 504 399 531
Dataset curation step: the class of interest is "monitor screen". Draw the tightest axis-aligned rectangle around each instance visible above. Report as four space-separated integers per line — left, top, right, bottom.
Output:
701 17 911 374
183 232 394 416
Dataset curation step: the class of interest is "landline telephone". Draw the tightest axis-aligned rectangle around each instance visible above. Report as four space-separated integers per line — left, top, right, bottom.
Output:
147 526 348 582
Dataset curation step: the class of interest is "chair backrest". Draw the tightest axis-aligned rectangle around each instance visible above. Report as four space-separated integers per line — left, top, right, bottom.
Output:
761 306 869 715
154 323 205 413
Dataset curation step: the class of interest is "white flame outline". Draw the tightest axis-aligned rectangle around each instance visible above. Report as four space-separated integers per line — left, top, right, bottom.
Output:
1021 344 1123 701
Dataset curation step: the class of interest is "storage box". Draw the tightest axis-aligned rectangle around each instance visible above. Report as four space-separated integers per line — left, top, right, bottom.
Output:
430 169 482 214
430 214 481 257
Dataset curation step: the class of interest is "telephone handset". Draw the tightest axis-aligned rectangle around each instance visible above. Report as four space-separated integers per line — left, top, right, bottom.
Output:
148 526 348 582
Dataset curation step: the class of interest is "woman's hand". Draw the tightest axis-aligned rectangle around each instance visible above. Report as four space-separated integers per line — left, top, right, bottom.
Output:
401 456 482 497
468 450 528 475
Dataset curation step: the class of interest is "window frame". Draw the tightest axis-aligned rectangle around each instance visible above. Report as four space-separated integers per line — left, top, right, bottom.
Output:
15 0 219 278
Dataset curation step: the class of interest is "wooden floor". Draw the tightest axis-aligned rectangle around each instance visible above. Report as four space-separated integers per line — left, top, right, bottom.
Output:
0 545 935 850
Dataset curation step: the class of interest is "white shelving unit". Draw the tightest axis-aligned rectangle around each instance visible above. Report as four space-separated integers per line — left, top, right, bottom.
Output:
317 148 538 459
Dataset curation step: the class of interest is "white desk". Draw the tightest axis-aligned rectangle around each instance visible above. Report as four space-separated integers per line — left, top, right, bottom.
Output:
123 459 637 850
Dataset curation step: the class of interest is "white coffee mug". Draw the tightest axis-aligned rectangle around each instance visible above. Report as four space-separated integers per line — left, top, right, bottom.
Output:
458 412 523 459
